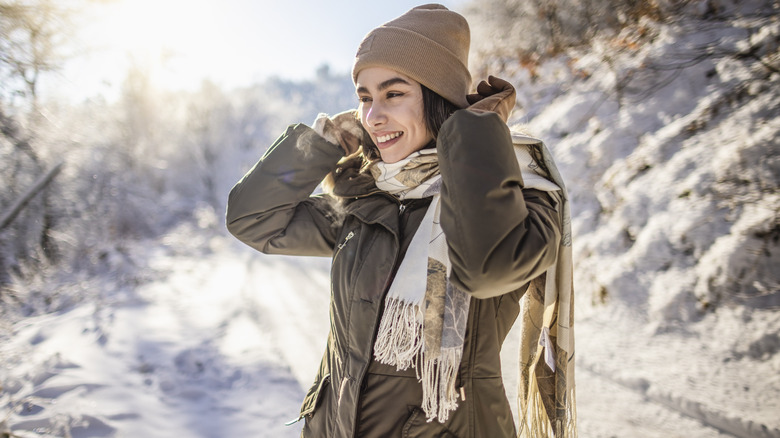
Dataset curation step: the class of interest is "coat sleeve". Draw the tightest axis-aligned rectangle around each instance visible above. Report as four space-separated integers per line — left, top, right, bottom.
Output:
437 110 562 299
226 123 345 257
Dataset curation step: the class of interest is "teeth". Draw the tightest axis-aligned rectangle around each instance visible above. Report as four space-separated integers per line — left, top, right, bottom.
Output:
377 132 401 143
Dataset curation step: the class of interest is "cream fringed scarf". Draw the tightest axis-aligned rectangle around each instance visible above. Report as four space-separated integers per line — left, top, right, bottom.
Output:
512 132 577 438
370 149 464 423
369 134 576 435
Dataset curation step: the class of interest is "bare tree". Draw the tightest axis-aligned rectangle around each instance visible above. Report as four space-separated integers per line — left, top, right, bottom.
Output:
0 0 72 108
464 0 669 71
0 0 74 284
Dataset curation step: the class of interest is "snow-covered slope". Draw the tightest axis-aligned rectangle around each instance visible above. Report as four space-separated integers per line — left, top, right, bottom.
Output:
501 4 779 436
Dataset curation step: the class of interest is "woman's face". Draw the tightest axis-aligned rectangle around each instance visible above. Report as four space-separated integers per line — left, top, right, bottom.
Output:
356 67 433 164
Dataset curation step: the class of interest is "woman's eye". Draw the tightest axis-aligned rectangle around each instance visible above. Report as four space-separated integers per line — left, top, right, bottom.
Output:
358 96 372 103
387 92 403 98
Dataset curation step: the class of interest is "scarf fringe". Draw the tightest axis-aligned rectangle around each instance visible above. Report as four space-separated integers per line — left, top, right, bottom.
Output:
420 347 461 423
517 381 578 438
374 298 462 423
374 297 423 370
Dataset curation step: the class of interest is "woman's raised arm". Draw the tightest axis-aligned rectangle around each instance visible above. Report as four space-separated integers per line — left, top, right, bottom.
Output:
437 109 562 299
226 123 345 257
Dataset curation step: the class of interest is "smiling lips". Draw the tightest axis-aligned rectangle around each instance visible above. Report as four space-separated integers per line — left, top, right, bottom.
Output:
376 131 403 145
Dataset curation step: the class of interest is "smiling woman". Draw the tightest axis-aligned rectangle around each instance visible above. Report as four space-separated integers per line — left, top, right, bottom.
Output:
225 4 576 438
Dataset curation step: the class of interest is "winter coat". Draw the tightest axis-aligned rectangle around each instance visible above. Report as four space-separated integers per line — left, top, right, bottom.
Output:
226 110 562 438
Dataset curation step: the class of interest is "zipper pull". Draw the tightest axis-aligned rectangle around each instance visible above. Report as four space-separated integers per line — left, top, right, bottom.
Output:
399 203 406 214
284 416 303 426
338 231 355 250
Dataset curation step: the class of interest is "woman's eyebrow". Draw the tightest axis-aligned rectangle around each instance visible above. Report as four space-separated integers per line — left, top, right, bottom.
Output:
378 77 411 90
356 77 412 94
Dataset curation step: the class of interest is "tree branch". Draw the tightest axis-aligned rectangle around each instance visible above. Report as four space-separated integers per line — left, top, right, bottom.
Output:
0 161 63 231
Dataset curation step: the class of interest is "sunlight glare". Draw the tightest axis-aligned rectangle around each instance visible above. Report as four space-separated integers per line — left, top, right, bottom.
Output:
60 0 466 101
83 0 229 92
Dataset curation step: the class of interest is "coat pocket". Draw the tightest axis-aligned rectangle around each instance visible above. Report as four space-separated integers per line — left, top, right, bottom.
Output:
402 408 459 438
301 375 333 437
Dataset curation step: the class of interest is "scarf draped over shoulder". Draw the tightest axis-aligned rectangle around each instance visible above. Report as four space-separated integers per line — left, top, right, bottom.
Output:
366 133 576 436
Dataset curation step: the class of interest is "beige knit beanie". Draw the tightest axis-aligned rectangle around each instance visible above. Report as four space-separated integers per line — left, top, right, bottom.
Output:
352 4 471 109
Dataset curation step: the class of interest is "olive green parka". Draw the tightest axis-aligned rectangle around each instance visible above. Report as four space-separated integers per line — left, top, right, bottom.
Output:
226 110 561 438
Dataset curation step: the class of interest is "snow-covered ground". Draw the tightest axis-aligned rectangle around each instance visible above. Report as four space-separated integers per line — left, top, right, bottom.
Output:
1 219 777 438
0 227 320 438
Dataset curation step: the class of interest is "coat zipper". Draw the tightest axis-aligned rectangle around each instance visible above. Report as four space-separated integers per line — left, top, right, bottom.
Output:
335 188 407 436
331 230 357 297
352 211 406 435
352 196 434 433
337 231 355 251
330 229 357 333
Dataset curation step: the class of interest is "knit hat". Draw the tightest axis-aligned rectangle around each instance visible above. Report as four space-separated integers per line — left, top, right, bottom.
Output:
352 4 471 109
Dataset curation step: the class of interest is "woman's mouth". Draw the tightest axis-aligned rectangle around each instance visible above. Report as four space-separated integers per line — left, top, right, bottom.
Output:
376 131 403 146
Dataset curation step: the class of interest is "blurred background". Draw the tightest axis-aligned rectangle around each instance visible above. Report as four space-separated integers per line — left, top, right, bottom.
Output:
1 0 778 437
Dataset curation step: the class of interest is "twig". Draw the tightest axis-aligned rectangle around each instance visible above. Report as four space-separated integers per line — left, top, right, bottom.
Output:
0 161 63 231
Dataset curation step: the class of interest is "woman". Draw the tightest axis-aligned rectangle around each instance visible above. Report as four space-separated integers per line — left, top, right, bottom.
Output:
226 4 575 437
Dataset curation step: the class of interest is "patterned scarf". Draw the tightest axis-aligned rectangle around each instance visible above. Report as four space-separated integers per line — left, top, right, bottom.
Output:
512 133 577 438
368 135 575 434
369 148 464 422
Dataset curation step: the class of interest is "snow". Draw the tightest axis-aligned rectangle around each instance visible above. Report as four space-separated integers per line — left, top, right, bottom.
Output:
506 5 780 437
4 223 775 438
2 4 779 438
1 230 314 437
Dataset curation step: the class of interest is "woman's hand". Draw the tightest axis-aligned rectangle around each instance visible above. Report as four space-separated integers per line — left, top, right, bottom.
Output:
313 110 364 155
466 76 517 123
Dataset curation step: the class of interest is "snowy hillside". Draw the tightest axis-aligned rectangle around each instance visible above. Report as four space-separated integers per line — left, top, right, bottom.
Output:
495 2 780 436
1 0 779 437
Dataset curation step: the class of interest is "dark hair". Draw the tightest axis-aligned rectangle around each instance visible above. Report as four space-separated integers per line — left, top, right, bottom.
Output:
421 85 459 140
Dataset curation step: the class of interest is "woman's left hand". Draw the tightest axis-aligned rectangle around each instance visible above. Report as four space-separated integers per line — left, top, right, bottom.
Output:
466 76 517 123
313 110 364 155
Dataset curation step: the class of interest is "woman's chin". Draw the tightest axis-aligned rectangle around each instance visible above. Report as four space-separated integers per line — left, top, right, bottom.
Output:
378 147 404 164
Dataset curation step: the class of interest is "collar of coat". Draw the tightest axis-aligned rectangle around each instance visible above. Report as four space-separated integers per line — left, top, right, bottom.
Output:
322 152 407 236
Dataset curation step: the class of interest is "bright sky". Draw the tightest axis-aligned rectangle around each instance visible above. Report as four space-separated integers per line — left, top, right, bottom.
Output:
55 0 466 101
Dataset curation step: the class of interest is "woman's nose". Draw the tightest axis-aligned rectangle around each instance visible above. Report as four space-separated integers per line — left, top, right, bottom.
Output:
366 102 386 127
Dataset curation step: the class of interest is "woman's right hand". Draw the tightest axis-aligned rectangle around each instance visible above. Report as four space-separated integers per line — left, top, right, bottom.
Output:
313 110 364 155
466 76 517 123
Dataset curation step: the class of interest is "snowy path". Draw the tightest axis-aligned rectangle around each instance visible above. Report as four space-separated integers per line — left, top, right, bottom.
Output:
576 366 733 438
1 240 321 438
502 320 743 438
1 236 775 437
